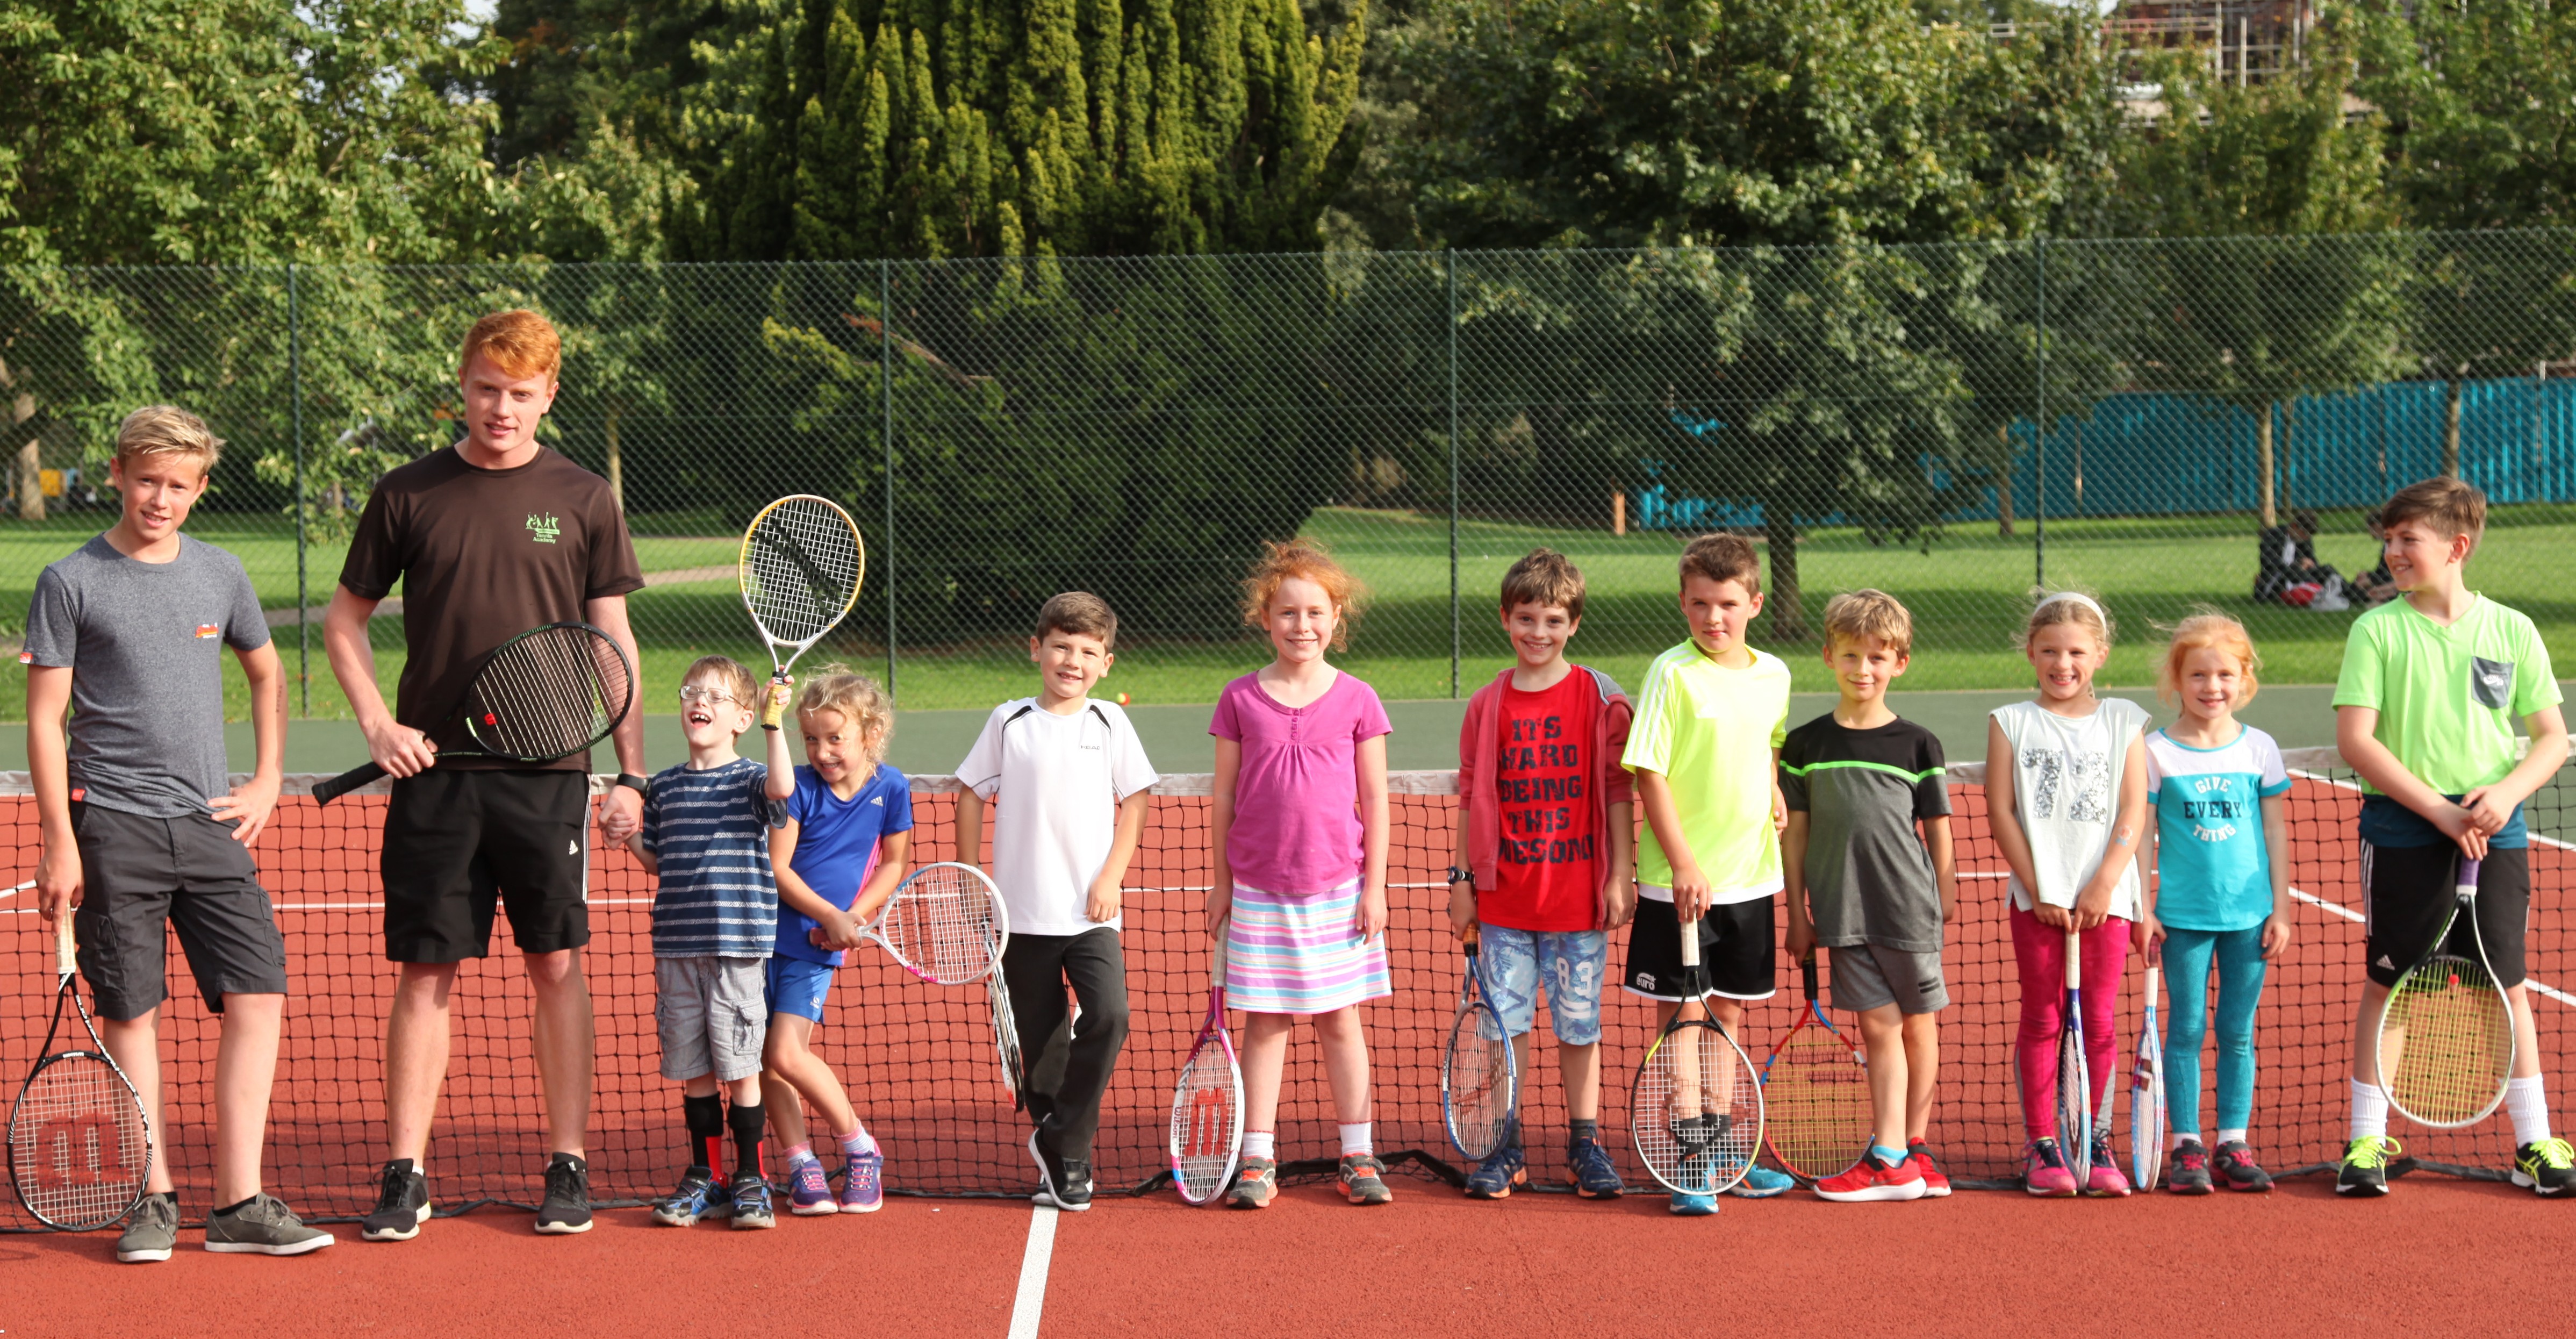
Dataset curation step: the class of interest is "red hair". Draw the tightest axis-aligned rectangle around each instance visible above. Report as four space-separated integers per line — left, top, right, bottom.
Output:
1239 539 1366 650
2157 610 2261 706
459 310 563 382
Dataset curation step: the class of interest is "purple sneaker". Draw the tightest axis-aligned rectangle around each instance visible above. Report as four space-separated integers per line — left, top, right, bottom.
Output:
787 1159 836 1216
840 1151 884 1214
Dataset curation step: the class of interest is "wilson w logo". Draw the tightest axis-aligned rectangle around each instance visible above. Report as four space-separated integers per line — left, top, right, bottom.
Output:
32 1112 131 1188
1183 1086 1230 1157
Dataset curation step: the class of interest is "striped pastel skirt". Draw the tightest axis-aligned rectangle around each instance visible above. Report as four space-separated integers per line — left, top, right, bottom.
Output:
1224 880 1392 1015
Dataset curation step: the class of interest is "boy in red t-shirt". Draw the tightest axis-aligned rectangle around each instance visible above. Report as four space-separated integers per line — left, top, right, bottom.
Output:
1447 548 1636 1199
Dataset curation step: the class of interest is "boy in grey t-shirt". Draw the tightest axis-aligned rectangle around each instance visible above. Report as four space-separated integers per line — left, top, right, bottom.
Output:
23 406 328 1261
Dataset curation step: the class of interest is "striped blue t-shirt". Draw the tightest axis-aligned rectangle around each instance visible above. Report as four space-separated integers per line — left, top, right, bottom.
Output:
641 757 790 957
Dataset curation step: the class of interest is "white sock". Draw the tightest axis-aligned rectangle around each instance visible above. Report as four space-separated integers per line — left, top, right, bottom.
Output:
2170 1132 2199 1151
839 1125 878 1159
2507 1076 2552 1147
2216 1128 2248 1147
1338 1122 1373 1156
2351 1078 2389 1141
1243 1130 1275 1161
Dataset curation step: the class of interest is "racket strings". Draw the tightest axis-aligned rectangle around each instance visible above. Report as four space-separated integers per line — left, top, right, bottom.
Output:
1634 1025 1760 1193
1762 1034 1871 1179
882 869 1001 984
9 1055 149 1228
470 627 629 758
2056 1035 2093 1153
1169 1043 1240 1202
1443 1008 1515 1159
745 500 862 644
2382 955 2514 1126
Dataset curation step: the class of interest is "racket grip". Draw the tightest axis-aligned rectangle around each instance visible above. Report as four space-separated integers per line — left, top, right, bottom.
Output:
311 761 390 806
55 910 74 975
2064 925 2082 987
2458 857 2482 893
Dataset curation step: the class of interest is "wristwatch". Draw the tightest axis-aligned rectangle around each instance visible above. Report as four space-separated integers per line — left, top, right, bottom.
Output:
1446 865 1474 887
614 773 649 796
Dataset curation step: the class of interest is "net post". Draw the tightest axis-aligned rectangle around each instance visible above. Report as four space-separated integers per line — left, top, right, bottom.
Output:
2032 234 2047 590
881 258 897 703
289 262 308 717
1447 248 1460 699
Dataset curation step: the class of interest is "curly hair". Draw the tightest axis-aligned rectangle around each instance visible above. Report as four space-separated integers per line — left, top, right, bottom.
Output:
1238 538 1366 651
794 664 894 762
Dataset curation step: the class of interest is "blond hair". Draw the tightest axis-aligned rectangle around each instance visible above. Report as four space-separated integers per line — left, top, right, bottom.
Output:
1680 533 1761 595
1239 538 1365 650
1500 548 1586 620
2156 610 2261 707
2019 587 2113 653
460 309 563 382
682 654 758 708
1821 589 1913 657
112 404 223 473
795 664 894 761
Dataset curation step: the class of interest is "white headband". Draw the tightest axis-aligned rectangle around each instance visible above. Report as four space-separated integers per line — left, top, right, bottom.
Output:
2035 591 2105 620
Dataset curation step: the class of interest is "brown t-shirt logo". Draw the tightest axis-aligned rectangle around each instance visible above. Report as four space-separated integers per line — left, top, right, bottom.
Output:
526 512 561 544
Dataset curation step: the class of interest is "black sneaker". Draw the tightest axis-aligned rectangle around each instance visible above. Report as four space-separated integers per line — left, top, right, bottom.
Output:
535 1152 593 1234
361 1159 431 1242
1029 1130 1092 1213
2337 1135 2398 1197
2213 1141 2274 1193
2165 1140 2213 1195
729 1172 776 1229
2513 1138 2576 1195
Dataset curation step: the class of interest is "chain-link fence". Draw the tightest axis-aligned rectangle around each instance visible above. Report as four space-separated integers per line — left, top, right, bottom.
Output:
2 231 2571 718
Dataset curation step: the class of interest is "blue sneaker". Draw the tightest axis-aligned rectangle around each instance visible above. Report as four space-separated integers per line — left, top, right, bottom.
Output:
649 1168 729 1227
1668 1189 1719 1216
786 1158 835 1216
1731 1164 1794 1199
839 1150 884 1214
729 1172 776 1229
1566 1137 1625 1199
1463 1144 1526 1200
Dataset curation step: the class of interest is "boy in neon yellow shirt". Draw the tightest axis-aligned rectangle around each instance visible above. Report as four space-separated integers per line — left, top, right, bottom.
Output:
1620 533 1794 1213
2332 477 2571 1196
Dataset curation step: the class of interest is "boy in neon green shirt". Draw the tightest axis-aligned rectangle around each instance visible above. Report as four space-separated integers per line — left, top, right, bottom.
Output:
2331 477 2571 1197
1620 533 1793 1213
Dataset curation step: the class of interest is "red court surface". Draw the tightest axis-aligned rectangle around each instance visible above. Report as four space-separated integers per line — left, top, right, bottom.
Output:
3 1175 2570 1338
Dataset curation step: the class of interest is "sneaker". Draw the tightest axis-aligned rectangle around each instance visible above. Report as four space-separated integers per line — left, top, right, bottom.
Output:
1566 1137 1625 1199
2214 1141 2274 1193
2513 1137 2576 1195
535 1152 593 1234
2022 1138 2078 1197
2084 1136 2132 1197
2337 1135 2399 1197
1226 1156 1278 1209
2165 1140 2214 1195
1338 1152 1394 1205
360 1159 431 1242
1667 1189 1719 1216
839 1150 884 1214
116 1191 178 1263
1464 1144 1526 1200
1814 1149 1928 1203
1028 1130 1091 1213
1907 1140 1952 1198
1732 1164 1794 1198
787 1159 836 1215
729 1172 776 1229
649 1167 730 1227
203 1193 334 1256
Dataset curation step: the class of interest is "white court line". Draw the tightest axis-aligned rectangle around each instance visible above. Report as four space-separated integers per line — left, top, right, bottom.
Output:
2288 885 2576 1008
1008 1202 1058 1339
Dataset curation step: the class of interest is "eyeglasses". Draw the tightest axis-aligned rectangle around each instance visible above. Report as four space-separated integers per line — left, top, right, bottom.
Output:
677 685 738 706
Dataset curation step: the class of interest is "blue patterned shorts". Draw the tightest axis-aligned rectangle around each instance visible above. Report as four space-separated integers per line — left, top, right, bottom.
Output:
1476 925 1609 1046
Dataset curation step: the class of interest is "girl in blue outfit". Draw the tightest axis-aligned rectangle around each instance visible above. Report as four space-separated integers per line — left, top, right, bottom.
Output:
2142 613 2293 1193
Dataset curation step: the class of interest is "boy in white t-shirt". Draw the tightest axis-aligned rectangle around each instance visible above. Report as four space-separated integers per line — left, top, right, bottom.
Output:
956 592 1158 1212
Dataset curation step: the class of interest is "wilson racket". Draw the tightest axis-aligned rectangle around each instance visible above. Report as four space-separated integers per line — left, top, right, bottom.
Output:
2055 926 2093 1169
9 917 152 1231
1758 955 1870 1183
2128 944 2167 1192
860 862 1007 986
313 621 635 804
1168 940 1244 1205
2377 856 2515 1128
740 494 865 686
1630 912 1761 1196
1441 928 1518 1162
987 968 1027 1111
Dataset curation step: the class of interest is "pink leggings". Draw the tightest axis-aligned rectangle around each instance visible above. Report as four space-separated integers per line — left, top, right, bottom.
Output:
2011 907 2131 1142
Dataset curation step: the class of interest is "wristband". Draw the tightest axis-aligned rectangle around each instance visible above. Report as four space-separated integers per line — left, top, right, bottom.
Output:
615 773 649 796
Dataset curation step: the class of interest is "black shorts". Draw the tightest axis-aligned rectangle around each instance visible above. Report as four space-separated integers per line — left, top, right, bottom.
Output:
2363 843 2529 989
1623 894 1777 1001
382 769 592 963
69 802 290 1020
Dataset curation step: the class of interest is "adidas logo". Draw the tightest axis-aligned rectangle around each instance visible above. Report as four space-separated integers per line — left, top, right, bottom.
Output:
2376 955 2395 971
569 840 579 855
870 797 884 806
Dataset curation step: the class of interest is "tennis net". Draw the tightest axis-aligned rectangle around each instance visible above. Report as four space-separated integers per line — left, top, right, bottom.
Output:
4 748 2567 1227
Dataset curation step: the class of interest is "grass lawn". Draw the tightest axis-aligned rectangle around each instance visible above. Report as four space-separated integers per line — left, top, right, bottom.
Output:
4 502 2568 719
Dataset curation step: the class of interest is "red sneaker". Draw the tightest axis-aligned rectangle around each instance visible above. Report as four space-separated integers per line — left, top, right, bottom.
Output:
1814 1149 1928 1203
1906 1140 1952 1198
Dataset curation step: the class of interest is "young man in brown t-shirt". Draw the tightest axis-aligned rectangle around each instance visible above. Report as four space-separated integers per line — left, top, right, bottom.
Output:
322 310 648 1240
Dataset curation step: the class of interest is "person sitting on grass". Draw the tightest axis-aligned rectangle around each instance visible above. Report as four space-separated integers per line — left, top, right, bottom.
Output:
24 405 331 1261
630 655 795 1229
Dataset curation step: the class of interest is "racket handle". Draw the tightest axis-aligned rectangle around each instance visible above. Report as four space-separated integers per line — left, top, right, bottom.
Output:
2457 857 2482 896
311 761 389 806
2064 925 2082 987
56 910 74 976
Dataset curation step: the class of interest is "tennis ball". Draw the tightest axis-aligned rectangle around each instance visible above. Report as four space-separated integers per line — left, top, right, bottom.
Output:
1117 692 1131 706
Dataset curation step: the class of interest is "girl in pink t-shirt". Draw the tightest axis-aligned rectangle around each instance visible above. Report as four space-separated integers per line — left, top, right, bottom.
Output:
1208 539 1394 1208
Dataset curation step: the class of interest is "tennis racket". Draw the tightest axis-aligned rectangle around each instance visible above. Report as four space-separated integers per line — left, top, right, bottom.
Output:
1630 912 1762 1196
1758 955 1870 1183
2055 926 2093 1170
1168 940 1244 1205
8 916 152 1231
987 967 1027 1111
854 862 1007 986
740 495 865 693
2128 943 2166 1191
2376 856 2515 1128
312 621 636 804
1440 927 1518 1162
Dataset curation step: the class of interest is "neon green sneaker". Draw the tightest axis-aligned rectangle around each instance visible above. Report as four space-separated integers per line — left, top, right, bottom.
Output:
2336 1135 2400 1197
2513 1137 2575 1195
